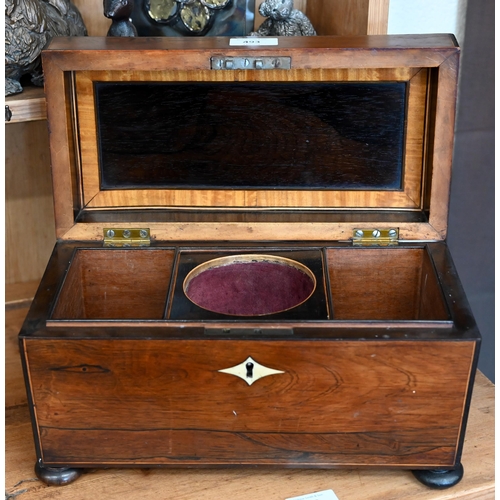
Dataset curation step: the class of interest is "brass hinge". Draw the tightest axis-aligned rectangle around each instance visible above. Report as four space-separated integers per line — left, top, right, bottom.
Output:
352 228 399 246
103 228 150 247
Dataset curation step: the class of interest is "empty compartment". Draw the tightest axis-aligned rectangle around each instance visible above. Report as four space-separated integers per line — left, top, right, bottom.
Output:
51 249 175 320
326 247 449 321
183 254 316 316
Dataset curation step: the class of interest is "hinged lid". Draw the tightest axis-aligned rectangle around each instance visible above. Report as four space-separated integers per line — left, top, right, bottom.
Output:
42 35 459 243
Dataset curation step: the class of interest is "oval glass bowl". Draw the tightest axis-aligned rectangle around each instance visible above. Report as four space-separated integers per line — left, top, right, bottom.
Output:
183 254 316 317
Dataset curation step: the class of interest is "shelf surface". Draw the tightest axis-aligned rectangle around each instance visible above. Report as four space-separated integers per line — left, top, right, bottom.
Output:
5 86 47 123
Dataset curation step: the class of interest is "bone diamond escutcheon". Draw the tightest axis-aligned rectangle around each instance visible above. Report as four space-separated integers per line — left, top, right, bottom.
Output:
218 357 285 385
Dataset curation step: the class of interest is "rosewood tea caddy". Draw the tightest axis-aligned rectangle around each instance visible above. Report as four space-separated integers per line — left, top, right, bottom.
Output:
19 34 481 489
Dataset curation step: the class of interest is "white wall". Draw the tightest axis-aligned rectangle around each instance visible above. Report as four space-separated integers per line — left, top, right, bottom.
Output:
388 0 495 382
388 0 468 44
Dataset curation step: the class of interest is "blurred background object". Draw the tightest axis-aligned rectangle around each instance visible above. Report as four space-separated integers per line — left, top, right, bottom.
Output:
5 0 87 96
104 0 138 36
131 0 255 36
251 0 316 36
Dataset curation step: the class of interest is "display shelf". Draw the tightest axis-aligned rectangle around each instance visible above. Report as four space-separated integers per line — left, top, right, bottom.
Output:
5 86 46 123
6 280 41 310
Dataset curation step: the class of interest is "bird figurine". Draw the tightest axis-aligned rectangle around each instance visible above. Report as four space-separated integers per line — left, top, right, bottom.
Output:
104 0 138 37
251 0 316 37
5 0 87 96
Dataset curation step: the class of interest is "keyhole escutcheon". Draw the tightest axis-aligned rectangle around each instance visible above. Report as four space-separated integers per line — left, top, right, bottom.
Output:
218 356 285 386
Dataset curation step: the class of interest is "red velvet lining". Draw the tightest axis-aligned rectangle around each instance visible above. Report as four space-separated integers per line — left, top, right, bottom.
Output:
185 261 315 316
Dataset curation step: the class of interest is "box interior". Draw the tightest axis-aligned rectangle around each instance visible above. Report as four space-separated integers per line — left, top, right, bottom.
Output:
51 249 175 320
169 249 328 321
50 247 449 322
183 256 316 316
326 248 448 320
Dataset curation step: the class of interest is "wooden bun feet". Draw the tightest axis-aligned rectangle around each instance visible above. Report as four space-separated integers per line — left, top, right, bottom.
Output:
34 462 465 488
35 461 83 486
412 463 464 489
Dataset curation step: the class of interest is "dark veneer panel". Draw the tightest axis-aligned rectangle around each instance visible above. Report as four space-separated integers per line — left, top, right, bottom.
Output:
95 82 406 190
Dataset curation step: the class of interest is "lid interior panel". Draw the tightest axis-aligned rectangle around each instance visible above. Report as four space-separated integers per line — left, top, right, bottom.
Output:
95 81 406 191
75 67 427 212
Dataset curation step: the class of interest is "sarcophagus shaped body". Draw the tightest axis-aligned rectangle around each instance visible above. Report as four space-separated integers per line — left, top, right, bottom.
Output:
19 35 480 489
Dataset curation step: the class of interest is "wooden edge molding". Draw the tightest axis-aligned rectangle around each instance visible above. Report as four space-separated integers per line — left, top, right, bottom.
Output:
61 221 444 243
427 52 460 239
43 35 458 71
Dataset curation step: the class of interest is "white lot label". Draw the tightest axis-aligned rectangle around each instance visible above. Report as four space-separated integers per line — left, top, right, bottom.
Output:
229 37 279 46
286 490 339 500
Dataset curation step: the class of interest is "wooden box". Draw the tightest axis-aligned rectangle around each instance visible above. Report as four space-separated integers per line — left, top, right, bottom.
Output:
19 35 480 489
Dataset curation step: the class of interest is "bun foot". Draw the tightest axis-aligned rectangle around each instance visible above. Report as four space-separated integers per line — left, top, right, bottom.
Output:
35 461 83 486
412 463 464 489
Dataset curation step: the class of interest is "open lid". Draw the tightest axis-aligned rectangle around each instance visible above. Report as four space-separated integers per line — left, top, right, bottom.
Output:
42 35 459 243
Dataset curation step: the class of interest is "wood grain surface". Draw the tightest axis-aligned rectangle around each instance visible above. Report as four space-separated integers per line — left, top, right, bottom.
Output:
51 249 176 319
6 309 494 499
6 281 41 310
73 0 111 36
5 87 47 123
95 82 406 191
256 0 390 36
306 0 389 36
3 0 388 123
326 247 448 320
23 338 474 467
5 122 56 285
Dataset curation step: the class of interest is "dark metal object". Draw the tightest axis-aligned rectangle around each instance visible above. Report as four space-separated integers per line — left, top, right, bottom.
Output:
144 0 228 34
251 0 316 36
412 464 465 489
132 0 254 36
35 461 83 486
5 0 87 96
104 0 138 36
5 105 12 122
